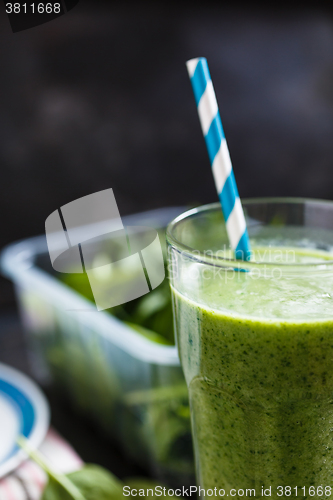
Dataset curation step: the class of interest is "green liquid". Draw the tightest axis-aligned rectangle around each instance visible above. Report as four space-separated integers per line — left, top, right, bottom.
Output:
172 248 333 497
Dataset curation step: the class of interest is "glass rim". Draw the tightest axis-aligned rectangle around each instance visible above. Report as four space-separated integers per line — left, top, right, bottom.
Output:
166 197 333 269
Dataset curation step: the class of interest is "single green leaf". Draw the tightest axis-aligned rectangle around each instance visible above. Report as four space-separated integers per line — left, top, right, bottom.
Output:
42 476 78 500
18 436 86 500
65 465 124 500
18 436 175 500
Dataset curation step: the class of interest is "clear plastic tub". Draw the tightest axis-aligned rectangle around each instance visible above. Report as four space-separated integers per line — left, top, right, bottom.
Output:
1 207 194 486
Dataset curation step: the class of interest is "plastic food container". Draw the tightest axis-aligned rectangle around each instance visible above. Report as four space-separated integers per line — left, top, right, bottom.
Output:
1 207 194 486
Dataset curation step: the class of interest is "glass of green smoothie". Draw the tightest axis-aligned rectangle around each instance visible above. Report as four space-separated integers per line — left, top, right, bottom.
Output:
166 198 333 498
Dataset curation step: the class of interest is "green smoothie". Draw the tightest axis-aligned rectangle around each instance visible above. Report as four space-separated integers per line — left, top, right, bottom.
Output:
171 247 333 497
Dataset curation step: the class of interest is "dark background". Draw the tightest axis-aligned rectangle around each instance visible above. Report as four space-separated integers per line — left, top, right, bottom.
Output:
1 0 333 476
1 1 333 308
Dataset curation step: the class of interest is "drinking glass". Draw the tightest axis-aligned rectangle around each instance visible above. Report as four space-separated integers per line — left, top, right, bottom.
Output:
167 199 333 499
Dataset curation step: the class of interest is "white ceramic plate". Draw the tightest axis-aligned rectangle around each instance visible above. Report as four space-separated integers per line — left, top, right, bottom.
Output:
0 363 50 478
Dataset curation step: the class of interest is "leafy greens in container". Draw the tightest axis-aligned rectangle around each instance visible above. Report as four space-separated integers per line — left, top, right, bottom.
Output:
61 268 174 345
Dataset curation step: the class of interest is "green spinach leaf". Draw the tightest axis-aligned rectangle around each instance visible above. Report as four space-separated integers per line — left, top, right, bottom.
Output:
18 437 122 500
43 465 124 500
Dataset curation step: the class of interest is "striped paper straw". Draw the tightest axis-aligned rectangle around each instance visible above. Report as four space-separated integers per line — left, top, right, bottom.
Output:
186 57 251 261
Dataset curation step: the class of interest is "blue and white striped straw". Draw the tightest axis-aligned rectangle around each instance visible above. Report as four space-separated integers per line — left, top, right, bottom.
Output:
186 57 251 261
